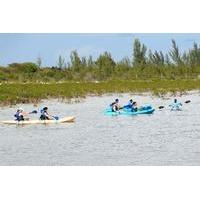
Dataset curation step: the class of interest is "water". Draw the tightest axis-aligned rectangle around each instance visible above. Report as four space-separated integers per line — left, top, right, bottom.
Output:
0 92 200 165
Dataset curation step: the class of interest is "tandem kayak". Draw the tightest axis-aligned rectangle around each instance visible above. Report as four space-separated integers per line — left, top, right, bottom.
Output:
105 105 155 116
0 116 75 125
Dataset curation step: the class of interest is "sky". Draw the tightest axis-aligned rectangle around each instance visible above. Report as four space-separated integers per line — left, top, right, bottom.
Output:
0 33 200 66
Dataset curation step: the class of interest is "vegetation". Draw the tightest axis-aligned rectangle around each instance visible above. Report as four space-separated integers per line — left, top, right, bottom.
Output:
0 80 200 106
0 38 200 105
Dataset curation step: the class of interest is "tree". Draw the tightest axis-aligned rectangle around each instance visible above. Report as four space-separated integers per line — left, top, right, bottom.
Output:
70 50 82 71
133 38 147 66
57 55 65 69
81 56 87 67
169 39 183 66
118 57 131 67
87 55 94 67
188 42 200 67
148 50 165 66
9 62 38 73
165 54 171 65
96 51 116 78
36 55 42 68
182 51 189 66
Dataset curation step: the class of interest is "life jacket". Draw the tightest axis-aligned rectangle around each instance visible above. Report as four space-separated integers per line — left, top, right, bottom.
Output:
125 101 133 108
40 109 50 120
171 102 182 110
40 109 48 116
14 112 23 121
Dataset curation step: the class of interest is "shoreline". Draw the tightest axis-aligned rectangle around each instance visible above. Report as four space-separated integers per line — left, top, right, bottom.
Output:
0 80 200 106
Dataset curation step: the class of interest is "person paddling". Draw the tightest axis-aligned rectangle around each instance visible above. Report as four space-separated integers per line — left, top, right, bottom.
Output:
124 99 134 109
14 108 29 121
40 107 53 120
110 99 120 112
131 102 138 112
170 99 182 110
174 99 182 105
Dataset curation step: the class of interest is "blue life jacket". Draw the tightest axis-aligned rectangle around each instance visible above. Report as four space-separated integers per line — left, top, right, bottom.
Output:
124 101 134 109
40 109 47 116
14 113 20 119
170 102 182 110
14 112 23 121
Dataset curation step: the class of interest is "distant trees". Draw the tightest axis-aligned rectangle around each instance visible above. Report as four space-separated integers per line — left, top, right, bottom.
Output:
87 55 94 67
8 62 38 73
148 50 165 66
187 43 200 67
132 38 200 68
70 50 82 71
169 39 183 66
57 55 66 69
0 38 200 82
36 55 42 68
96 51 116 77
133 39 147 66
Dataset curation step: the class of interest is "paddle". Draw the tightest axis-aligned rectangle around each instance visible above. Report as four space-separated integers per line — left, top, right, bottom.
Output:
158 106 165 109
52 116 59 120
158 100 191 109
29 110 38 114
185 100 191 104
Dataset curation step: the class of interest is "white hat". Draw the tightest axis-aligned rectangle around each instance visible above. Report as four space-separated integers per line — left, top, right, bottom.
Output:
17 107 23 111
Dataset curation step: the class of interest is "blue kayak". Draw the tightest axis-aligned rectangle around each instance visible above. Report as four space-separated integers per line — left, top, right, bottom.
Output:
105 105 155 116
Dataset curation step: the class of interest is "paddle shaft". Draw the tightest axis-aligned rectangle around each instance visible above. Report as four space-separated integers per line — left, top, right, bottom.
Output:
158 100 191 109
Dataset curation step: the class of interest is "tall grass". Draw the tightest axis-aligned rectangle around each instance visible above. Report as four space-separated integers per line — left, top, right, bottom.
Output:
0 80 199 105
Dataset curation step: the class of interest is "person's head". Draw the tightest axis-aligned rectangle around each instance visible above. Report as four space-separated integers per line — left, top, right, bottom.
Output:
129 99 133 103
115 99 119 103
43 107 48 111
174 99 177 103
17 108 23 113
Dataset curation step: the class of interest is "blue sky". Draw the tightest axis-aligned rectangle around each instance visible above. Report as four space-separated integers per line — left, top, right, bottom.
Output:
0 33 200 66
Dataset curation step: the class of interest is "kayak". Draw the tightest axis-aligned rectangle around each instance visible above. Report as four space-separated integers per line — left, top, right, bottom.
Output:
170 107 182 111
0 116 75 125
105 105 155 116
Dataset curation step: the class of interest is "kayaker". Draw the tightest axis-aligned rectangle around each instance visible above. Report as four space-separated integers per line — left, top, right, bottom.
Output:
174 99 182 105
40 107 53 120
131 102 138 112
14 108 29 121
110 99 120 112
124 99 134 109
170 99 182 110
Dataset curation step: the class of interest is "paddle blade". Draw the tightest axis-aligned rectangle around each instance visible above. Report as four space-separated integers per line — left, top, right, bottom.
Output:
158 106 164 109
53 116 59 120
29 110 38 114
185 100 191 104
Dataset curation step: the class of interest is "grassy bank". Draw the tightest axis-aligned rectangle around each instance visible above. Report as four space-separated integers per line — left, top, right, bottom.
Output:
0 79 200 105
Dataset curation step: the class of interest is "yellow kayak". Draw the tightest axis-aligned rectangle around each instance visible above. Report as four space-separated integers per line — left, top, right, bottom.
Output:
0 116 75 125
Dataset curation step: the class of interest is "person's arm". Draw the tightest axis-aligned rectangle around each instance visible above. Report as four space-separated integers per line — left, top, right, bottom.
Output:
22 111 29 116
46 111 54 120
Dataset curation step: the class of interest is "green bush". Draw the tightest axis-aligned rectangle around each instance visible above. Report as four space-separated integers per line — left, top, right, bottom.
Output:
9 62 38 73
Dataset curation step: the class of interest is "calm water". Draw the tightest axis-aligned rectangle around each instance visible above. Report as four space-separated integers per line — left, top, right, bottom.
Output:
0 92 200 165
